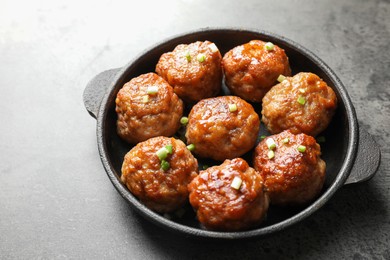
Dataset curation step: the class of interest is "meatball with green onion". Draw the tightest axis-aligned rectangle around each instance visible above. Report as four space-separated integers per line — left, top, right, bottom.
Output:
115 73 183 144
121 136 198 213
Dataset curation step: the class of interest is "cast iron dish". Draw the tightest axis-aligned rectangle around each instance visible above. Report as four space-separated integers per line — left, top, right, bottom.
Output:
83 28 381 239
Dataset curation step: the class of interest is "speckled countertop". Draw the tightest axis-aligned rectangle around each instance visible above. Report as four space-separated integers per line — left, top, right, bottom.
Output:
0 0 389 259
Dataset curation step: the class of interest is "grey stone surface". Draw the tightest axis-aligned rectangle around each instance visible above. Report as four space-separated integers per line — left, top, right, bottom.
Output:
0 0 389 259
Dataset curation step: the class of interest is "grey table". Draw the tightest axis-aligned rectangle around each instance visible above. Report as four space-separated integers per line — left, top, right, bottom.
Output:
1 0 389 259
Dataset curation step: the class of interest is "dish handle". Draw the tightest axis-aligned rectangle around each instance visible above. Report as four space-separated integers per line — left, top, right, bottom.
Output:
344 127 381 185
83 68 121 119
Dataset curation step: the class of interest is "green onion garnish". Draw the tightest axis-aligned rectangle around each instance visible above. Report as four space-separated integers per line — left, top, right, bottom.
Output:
209 43 219 53
266 138 276 150
228 103 238 112
156 147 169 160
264 42 275 51
197 53 206 62
165 145 173 154
161 159 170 171
185 51 191 62
260 135 267 140
297 96 306 105
277 74 286 82
316 136 326 143
142 95 149 103
297 145 306 152
282 137 289 144
268 150 275 159
299 88 306 93
147 86 158 95
231 176 242 190
187 144 195 151
180 117 189 125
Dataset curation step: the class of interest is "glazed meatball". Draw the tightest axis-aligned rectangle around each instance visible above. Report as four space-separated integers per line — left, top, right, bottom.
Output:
155 41 222 103
253 130 326 206
222 40 291 102
185 96 260 161
188 158 269 231
115 73 183 144
262 72 337 136
121 136 198 213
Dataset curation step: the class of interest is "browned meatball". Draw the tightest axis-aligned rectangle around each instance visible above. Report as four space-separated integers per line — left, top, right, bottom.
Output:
188 158 269 231
121 136 198 213
155 41 222 103
253 130 326 206
222 40 291 102
115 73 183 144
185 96 260 161
262 72 338 136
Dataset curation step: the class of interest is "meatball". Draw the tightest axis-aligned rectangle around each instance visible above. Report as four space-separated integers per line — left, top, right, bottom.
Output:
155 41 222 103
188 158 269 231
115 72 183 144
185 96 260 161
253 130 326 206
261 72 338 136
222 40 291 102
121 136 198 213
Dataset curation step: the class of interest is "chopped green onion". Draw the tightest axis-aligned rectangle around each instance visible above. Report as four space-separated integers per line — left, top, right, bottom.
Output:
142 95 149 103
264 42 275 51
161 159 170 171
266 138 276 150
268 150 275 159
297 145 306 153
297 96 306 105
165 145 173 154
316 136 326 143
299 88 306 93
209 43 219 53
180 116 189 125
197 53 206 62
228 103 238 112
277 74 286 82
185 51 191 62
231 176 243 190
156 147 169 160
187 144 195 151
282 137 289 144
147 86 158 95
260 135 267 140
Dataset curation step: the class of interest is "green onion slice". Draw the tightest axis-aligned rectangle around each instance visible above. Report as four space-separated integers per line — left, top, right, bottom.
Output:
180 117 189 125
282 137 289 144
260 135 267 140
297 96 306 105
197 53 206 62
165 145 173 154
185 51 191 62
187 144 195 151
268 150 275 159
231 176 242 190
142 95 149 103
277 74 286 82
228 103 238 112
264 42 275 51
297 145 306 153
266 138 276 150
147 86 158 95
161 159 170 171
156 147 169 160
